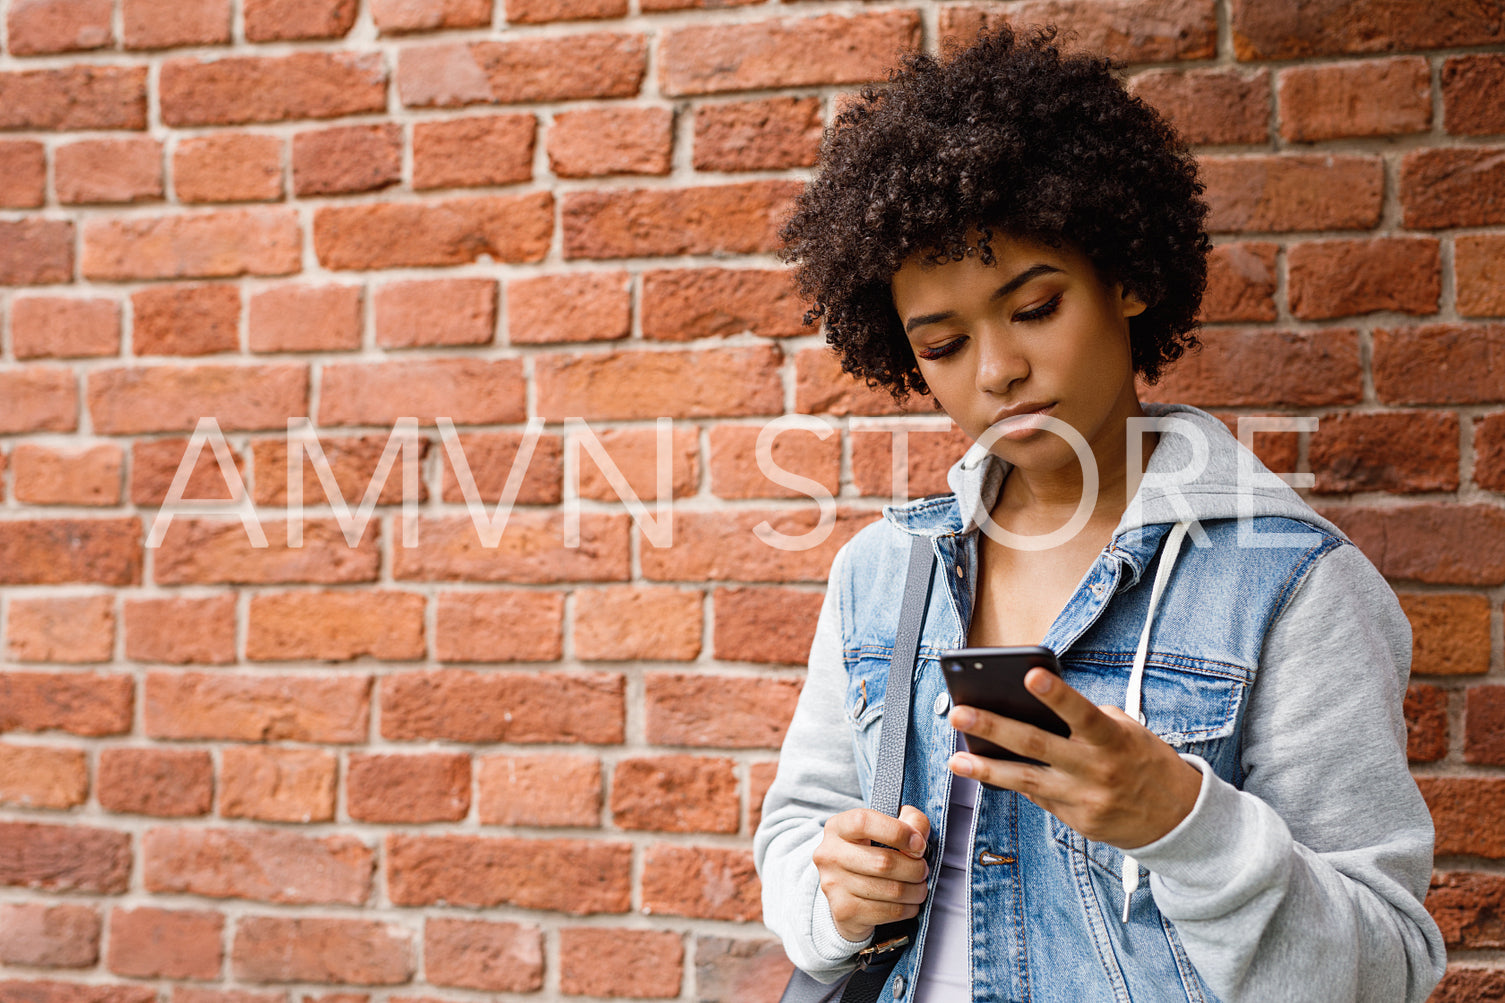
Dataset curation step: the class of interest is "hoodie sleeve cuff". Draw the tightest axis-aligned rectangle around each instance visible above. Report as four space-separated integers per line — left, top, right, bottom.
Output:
810 894 874 964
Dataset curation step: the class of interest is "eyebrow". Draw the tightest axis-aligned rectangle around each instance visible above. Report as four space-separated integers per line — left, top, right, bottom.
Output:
902 263 1064 334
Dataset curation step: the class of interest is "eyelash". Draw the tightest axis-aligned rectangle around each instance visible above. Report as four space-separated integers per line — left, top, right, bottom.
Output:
914 293 1064 361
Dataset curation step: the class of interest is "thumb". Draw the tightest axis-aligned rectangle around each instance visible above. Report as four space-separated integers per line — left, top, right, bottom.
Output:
898 804 931 856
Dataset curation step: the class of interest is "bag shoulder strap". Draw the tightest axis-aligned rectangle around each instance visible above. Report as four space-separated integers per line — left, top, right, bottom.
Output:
868 534 936 818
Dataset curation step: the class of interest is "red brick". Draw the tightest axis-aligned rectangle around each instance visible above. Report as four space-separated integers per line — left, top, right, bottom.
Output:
314 193 552 270
55 137 163 205
548 106 671 178
506 272 631 344
318 358 523 426
107 907 222 979
695 936 793 1003
1231 0 1505 59
153 517 380 586
1466 686 1505 766
347 752 469 823
692 97 821 172
1478 412 1505 493
437 430 561 504
6 0 112 54
1128 68 1268 146
0 746 88 809
563 180 800 259
293 124 401 197
171 991 284 1003
850 422 970 498
476 753 601 827
938 0 1215 63
1427 872 1505 949
1374 324 1505 405
131 283 241 356
161 52 387 126
642 268 813 341
641 845 760 921
97 748 213 817
220 746 336 823
1324 504 1505 586
0 140 46 207
1399 594 1492 677
537 345 783 420
0 902 99 967
123 0 230 48
381 669 624 743
575 586 702 662
252 433 427 506
640 509 875 583
248 284 362 353
1402 147 1505 229
130 437 245 505
387 833 631 913
82 208 301 281
1201 154 1383 232
0 219 74 285
713 587 822 665
1443 54 1505 137
11 443 123 506
247 591 424 662
7 594 114 663
88 364 306 433
425 919 542 992
1198 243 1277 323
372 0 491 33
435 591 564 662
708 423 839 501
244 0 357 41
373 278 495 348
645 672 801 748
793 347 926 417
11 297 120 359
397 34 645 107
748 762 778 832
506 0 624 22
1404 683 1448 763
642 0 756 11
232 916 412 984
1418 777 1505 858
0 822 131 893
0 671 133 736
575 426 698 502
1288 237 1439 319
413 114 534 189
0 518 141 586
560 928 683 998
661 11 917 96
143 671 370 743
1278 57 1429 142
0 66 146 131
0 983 153 1003
392 512 629 583
173 133 285 204
1146 328 1362 407
1457 234 1505 319
145 827 373 904
1430 967 1505 1002
612 756 737 833
1309 410 1458 494
125 595 236 665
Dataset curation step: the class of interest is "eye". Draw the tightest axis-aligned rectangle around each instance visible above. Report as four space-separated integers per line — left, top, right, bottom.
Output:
916 337 965 361
1013 292 1062 323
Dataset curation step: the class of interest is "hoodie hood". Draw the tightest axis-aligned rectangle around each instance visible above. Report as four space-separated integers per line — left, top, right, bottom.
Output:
943 402 1345 541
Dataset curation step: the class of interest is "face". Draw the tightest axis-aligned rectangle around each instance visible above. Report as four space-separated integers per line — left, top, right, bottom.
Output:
890 234 1147 478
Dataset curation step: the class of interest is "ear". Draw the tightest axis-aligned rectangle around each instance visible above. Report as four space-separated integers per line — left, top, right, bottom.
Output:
1120 285 1148 319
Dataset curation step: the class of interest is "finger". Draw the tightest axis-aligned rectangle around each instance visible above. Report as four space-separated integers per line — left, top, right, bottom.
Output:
949 703 1073 767
947 749 1058 802
898 805 931 852
829 808 928 856
1020 668 1121 746
838 871 933 906
829 840 930 884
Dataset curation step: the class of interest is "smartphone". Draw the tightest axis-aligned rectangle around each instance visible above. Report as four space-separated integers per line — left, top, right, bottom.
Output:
939 646 1070 767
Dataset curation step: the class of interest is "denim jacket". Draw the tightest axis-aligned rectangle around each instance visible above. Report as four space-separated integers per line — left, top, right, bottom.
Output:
754 404 1446 1003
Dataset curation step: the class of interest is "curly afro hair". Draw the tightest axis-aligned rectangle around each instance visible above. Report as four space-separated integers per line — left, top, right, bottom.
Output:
779 26 1210 403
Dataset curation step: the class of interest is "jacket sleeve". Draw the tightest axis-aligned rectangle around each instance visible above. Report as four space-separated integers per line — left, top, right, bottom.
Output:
753 544 876 982
1130 542 1448 1002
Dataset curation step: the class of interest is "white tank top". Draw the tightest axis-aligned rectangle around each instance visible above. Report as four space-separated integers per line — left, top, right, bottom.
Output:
912 733 978 1002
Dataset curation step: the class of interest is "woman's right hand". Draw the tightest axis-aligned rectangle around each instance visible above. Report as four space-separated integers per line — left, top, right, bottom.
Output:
812 805 932 944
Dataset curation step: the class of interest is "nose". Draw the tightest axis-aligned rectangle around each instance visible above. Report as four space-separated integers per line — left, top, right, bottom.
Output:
973 326 1028 395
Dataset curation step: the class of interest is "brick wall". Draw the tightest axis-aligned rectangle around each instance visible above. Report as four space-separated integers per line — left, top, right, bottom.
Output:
0 0 1501 999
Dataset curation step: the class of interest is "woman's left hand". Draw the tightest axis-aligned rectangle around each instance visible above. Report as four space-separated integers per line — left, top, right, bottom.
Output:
947 667 1203 850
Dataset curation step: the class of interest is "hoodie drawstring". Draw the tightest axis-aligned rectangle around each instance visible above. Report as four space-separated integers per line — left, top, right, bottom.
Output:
1120 520 1191 922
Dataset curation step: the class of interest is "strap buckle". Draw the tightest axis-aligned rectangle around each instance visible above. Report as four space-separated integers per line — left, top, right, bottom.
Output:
855 933 910 969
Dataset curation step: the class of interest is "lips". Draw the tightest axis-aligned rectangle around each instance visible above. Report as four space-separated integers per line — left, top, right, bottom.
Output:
987 402 1054 436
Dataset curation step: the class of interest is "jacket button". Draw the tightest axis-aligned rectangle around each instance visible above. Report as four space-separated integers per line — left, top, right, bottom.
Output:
933 691 951 716
955 563 964 578
893 974 907 997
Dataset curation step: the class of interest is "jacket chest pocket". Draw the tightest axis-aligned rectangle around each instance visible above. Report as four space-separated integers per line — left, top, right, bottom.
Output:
846 653 891 792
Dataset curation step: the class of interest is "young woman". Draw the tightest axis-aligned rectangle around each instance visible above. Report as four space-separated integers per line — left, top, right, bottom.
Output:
753 27 1446 1003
